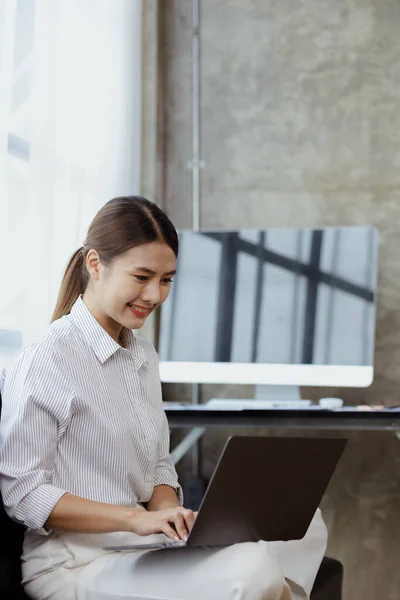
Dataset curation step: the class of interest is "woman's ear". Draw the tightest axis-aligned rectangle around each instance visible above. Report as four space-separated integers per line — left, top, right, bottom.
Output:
85 249 101 280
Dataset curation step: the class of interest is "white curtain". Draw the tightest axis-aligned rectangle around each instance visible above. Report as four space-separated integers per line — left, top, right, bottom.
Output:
0 0 143 365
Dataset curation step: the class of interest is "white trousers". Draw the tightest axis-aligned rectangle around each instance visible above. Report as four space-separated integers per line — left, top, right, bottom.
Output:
23 510 327 600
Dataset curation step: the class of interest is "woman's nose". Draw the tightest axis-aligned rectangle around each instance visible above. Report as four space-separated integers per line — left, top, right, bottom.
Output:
140 282 161 305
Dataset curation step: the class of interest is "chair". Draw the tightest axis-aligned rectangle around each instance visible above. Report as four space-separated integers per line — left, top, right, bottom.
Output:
0 495 30 599
311 556 343 599
0 392 30 598
0 391 342 599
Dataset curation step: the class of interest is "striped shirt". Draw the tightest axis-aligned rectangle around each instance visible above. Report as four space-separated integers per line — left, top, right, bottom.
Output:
0 296 182 534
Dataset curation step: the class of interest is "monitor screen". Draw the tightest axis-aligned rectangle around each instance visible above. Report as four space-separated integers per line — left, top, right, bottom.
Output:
158 227 378 387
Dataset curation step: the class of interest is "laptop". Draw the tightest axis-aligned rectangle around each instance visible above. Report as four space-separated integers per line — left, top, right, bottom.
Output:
104 435 346 551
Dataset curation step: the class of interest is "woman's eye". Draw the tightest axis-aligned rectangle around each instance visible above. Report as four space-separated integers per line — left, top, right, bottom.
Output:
133 275 173 284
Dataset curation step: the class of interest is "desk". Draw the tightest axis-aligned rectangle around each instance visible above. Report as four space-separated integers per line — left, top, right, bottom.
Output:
164 405 400 463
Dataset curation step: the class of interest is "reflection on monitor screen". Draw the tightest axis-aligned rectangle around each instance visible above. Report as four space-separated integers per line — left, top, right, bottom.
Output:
159 227 378 387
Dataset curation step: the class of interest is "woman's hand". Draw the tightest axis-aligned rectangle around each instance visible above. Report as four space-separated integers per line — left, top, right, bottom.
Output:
131 506 196 541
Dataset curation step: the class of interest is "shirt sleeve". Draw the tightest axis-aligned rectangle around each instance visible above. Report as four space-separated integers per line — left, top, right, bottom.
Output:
153 410 184 505
0 344 74 534
139 336 183 505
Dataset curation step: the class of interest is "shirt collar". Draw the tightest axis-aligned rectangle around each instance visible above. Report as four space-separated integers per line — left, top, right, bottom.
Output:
70 297 148 368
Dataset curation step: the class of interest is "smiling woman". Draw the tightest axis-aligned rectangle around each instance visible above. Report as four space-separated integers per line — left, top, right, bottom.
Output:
0 196 188 597
0 196 319 600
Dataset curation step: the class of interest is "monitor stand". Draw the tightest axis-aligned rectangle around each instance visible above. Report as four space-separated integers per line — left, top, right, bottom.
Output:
254 384 302 402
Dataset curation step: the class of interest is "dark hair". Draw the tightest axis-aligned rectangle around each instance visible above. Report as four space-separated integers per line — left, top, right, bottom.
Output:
51 196 179 322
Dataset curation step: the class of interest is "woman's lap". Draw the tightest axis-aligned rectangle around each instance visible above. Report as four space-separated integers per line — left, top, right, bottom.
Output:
25 566 78 600
25 542 294 600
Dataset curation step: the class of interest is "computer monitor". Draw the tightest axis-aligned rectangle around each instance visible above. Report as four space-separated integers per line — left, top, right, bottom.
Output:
158 226 378 388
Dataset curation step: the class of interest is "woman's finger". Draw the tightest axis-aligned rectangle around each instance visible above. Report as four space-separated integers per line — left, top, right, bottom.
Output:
161 521 180 541
172 513 189 540
182 509 195 532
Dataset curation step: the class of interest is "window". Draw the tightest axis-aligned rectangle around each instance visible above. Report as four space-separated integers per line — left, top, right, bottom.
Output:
0 0 142 366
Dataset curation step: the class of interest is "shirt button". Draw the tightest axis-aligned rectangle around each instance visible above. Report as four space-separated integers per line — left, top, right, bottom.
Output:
146 474 153 483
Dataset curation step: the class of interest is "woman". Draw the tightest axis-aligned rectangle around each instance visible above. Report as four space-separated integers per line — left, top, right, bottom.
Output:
0 196 327 600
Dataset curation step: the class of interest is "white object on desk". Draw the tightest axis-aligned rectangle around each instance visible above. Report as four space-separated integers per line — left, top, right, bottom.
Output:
319 398 343 409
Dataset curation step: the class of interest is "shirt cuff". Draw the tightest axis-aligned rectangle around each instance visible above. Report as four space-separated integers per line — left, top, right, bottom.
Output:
153 466 184 505
16 484 67 534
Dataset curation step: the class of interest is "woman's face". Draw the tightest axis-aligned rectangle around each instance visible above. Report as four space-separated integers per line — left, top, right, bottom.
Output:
85 241 176 335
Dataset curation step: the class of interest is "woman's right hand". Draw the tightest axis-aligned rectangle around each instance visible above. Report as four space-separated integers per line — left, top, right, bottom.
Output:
131 507 196 541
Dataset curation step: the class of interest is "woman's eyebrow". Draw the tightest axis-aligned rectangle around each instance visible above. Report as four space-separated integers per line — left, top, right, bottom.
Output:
134 267 177 276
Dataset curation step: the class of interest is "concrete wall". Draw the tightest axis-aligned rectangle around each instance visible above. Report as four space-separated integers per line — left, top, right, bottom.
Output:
156 1 400 597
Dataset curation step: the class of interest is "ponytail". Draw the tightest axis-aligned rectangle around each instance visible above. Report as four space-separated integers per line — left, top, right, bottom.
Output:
51 248 86 322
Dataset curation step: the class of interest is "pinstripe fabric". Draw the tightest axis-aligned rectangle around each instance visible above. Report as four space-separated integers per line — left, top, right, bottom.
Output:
0 297 182 534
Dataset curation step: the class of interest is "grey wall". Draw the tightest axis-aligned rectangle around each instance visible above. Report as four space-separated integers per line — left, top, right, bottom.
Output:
157 1 400 598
